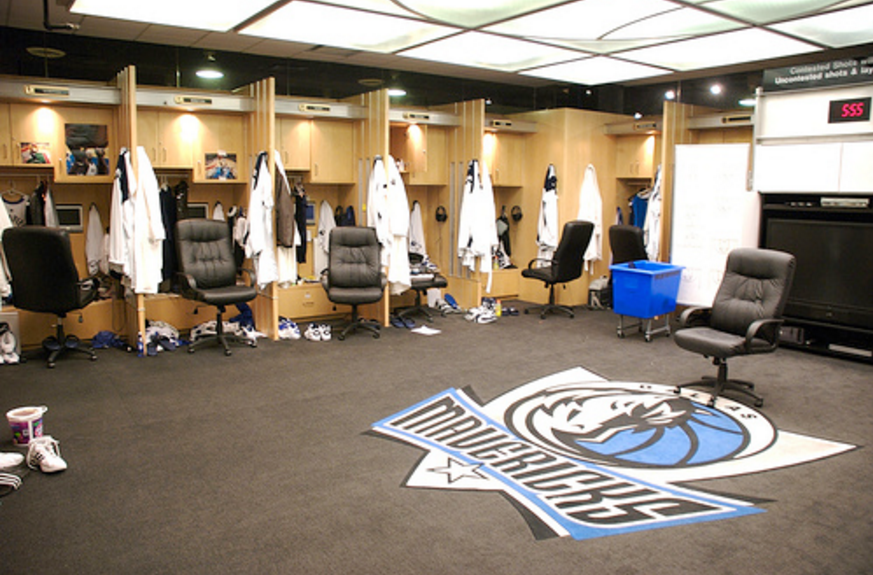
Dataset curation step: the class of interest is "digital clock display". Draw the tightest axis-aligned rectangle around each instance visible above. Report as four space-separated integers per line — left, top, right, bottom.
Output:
828 97 871 123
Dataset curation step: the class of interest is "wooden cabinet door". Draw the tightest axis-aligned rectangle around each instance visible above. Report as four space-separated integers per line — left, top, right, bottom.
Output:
193 113 247 182
138 110 198 169
310 119 355 183
408 125 448 186
615 134 656 179
278 117 311 172
8 103 64 170
0 104 12 166
491 132 524 187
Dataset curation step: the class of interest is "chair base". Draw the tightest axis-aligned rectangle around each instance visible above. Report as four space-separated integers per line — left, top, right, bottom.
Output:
525 302 574 319
188 307 256 356
398 289 444 323
338 305 381 340
41 320 97 369
525 284 574 319
674 359 763 408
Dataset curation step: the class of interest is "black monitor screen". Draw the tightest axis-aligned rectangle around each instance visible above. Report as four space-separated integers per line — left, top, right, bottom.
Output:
765 218 873 330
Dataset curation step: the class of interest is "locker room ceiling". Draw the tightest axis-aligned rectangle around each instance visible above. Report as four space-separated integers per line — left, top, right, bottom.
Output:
2 1 872 116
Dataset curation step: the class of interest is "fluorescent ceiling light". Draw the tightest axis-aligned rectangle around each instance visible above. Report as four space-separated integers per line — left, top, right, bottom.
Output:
399 32 582 72
70 0 275 32
484 0 675 44
320 0 568 26
523 56 667 85
196 69 224 79
697 0 868 25
607 6 742 39
769 3 873 47
618 28 821 71
240 1 457 53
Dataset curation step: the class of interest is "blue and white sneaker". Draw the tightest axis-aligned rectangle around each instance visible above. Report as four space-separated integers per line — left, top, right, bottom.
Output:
278 318 301 340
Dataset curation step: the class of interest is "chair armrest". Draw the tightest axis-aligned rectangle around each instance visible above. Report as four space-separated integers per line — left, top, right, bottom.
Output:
380 272 388 290
526 258 551 269
238 267 256 287
78 275 100 292
678 306 712 328
321 271 330 292
176 272 198 293
744 318 784 350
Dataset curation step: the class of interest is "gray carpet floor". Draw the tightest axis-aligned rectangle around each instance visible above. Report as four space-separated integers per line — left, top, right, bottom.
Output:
1 304 871 574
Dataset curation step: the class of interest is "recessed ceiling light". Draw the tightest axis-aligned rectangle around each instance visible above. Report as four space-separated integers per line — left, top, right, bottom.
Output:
387 88 407 97
26 47 66 59
664 89 676 100
196 69 224 79
358 78 384 88
710 84 723 95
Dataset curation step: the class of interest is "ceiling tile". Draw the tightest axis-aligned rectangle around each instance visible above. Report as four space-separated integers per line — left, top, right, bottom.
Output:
322 0 571 27
192 32 266 53
136 25 211 47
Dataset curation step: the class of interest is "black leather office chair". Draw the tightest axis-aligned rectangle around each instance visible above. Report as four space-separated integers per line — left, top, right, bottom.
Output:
674 247 796 407
609 224 647 267
522 220 594 319
321 226 386 340
608 224 667 340
2 226 100 368
176 219 258 356
398 273 448 322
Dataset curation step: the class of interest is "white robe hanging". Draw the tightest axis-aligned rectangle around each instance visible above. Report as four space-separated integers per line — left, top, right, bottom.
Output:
577 164 603 273
85 204 105 277
408 200 426 258
537 164 559 264
109 148 135 278
367 156 391 268
386 155 410 295
274 151 300 287
644 165 663 261
246 151 278 289
457 159 498 292
0 200 12 298
314 199 335 278
132 147 165 294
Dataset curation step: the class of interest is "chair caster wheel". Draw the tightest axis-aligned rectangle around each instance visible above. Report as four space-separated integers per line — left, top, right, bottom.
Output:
754 399 764 408
224 349 232 356
47 362 56 369
373 333 380 339
188 347 195 354
338 334 345 341
90 354 97 361
569 313 575 319
524 309 530 314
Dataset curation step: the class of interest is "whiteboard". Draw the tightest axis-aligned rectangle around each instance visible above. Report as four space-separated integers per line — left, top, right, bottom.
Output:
671 144 759 307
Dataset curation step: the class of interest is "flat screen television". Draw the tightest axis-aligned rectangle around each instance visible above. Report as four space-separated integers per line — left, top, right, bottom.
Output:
764 218 873 331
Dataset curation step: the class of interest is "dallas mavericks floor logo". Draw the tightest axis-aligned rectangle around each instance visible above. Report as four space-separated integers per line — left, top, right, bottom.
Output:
371 367 855 541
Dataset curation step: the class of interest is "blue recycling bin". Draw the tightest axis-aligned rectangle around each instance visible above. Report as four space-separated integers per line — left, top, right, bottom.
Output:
609 261 684 341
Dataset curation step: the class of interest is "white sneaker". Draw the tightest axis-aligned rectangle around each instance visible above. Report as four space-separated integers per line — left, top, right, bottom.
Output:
304 323 322 342
319 324 331 341
0 452 25 470
26 436 68 473
0 329 15 363
278 318 301 340
0 472 22 494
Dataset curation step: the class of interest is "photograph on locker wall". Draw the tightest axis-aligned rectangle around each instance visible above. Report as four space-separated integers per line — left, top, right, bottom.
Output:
64 123 109 176
19 142 51 165
204 151 238 180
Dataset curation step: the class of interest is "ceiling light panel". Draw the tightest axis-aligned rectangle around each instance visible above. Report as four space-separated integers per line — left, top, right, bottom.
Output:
606 6 743 39
398 32 584 72
70 0 275 32
522 56 668 85
768 3 873 47
319 0 570 27
240 2 457 53
618 28 821 71
698 0 852 24
484 0 676 44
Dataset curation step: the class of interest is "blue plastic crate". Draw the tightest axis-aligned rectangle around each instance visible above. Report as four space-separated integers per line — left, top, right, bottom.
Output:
609 261 684 319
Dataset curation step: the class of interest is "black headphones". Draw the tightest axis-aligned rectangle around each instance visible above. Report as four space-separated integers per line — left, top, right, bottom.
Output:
435 205 447 222
511 205 523 222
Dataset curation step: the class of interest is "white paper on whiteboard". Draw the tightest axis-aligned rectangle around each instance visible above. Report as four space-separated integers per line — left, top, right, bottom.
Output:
671 144 759 307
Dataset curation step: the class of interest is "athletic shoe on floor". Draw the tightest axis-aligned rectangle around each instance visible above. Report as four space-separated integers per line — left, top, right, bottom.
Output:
1 330 19 364
278 318 302 340
26 436 67 473
0 472 22 496
319 324 331 341
0 452 25 470
304 323 322 342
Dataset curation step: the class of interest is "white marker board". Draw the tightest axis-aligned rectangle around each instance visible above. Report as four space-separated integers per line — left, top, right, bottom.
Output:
671 144 759 307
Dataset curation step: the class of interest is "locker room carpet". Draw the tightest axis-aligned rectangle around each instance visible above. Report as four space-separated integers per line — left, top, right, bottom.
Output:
0 305 871 574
